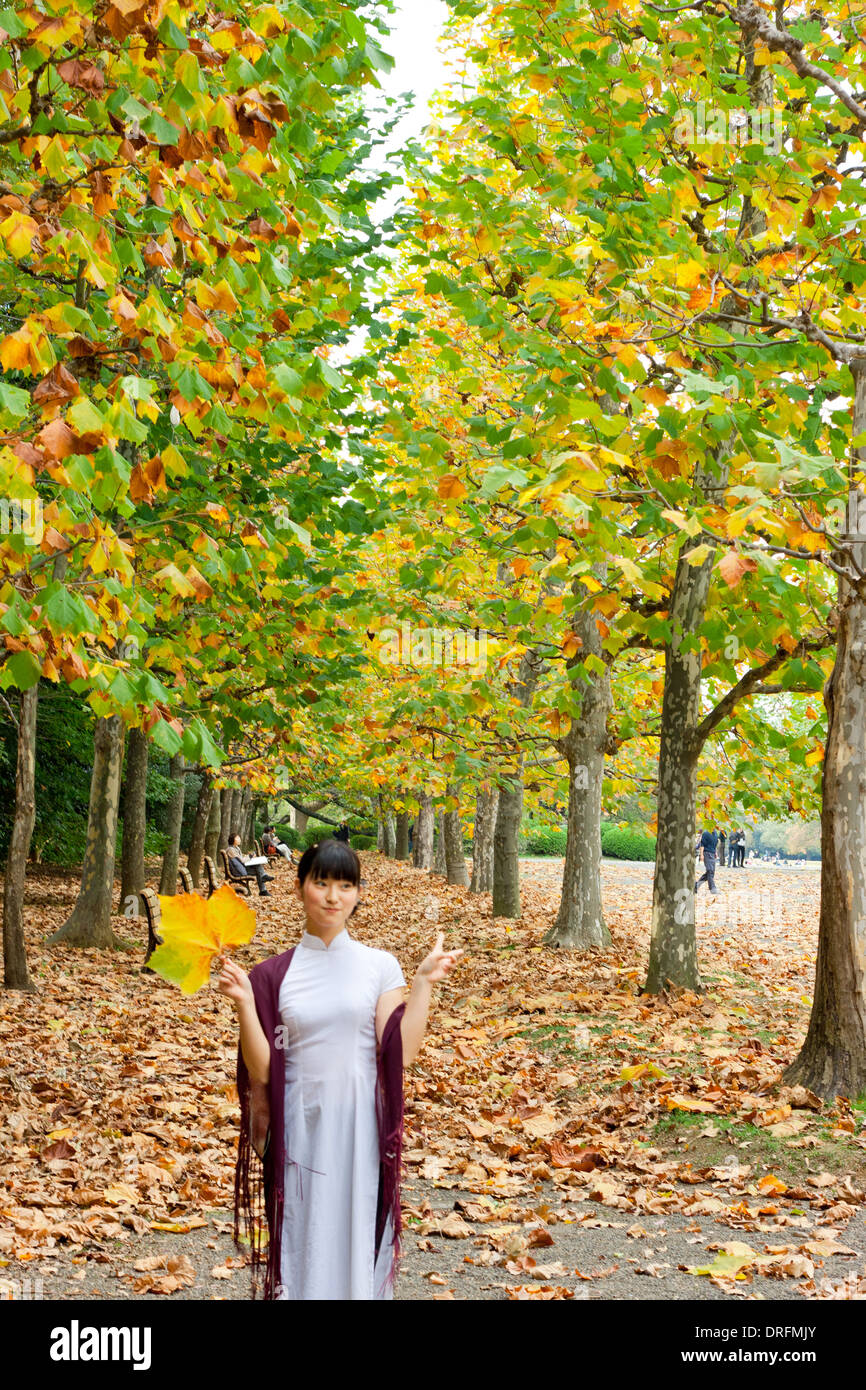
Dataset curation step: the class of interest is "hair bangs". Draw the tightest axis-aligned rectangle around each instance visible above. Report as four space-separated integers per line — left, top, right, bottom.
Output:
297 838 361 886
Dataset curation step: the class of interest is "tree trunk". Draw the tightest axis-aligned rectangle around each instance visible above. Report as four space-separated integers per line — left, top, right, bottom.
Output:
470 783 497 892
433 809 447 874
238 786 253 848
187 772 214 888
492 772 523 917
644 534 717 992
120 726 148 914
218 788 232 851
383 806 396 857
158 753 186 895
444 784 469 887
492 649 542 918
545 594 612 948
395 810 410 861
413 792 435 870
204 787 221 865
48 716 125 947
785 362 866 1099
295 808 308 835
3 685 38 990
645 447 728 993
229 787 244 839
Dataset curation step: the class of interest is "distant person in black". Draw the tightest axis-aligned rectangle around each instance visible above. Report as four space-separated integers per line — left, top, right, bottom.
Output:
695 827 719 896
718 829 727 867
334 822 350 843
729 829 741 867
735 831 746 868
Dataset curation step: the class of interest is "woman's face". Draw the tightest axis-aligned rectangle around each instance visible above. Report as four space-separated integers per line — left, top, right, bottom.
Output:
296 871 359 931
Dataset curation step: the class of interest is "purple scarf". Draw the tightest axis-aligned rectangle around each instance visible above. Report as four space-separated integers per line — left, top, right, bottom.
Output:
233 946 406 1300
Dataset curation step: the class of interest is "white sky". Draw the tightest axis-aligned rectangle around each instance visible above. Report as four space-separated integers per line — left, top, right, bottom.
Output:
378 0 451 141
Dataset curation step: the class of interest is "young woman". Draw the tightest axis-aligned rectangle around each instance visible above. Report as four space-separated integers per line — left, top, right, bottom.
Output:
218 838 461 1301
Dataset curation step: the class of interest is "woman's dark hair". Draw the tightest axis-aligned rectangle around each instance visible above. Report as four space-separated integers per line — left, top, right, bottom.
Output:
228 832 240 846
297 838 361 888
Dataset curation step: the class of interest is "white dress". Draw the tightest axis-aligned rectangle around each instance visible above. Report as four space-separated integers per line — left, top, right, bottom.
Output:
276 928 406 1300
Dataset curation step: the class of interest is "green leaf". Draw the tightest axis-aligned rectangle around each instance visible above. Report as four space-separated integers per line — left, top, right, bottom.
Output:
150 718 183 755
1 650 42 690
0 381 30 422
42 585 101 637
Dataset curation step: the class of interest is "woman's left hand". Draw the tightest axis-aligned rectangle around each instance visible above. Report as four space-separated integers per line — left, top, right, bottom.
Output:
417 930 463 983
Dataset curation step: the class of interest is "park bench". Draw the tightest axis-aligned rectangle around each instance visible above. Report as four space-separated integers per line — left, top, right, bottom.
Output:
141 887 162 972
220 848 253 895
178 866 195 894
203 856 219 898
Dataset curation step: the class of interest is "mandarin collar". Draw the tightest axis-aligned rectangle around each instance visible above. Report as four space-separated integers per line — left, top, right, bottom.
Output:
300 928 350 952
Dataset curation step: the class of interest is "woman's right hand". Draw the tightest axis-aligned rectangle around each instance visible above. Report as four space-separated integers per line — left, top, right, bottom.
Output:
217 954 254 1009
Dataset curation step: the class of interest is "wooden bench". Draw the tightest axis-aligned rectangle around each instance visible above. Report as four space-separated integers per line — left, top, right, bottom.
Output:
141 887 163 972
203 855 219 899
220 848 253 895
178 867 195 894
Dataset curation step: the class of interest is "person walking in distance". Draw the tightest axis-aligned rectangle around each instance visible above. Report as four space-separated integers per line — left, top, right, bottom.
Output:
735 829 746 868
695 825 719 897
718 828 727 868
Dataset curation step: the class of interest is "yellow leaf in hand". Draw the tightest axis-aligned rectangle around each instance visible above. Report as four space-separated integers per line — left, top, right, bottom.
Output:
148 885 256 994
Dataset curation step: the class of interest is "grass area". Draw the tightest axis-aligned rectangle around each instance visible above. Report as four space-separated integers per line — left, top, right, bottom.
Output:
652 1109 866 1183
512 1019 624 1059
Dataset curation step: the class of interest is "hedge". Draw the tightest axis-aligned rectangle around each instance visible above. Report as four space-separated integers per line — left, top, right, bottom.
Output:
518 824 656 860
522 827 568 856
601 825 656 861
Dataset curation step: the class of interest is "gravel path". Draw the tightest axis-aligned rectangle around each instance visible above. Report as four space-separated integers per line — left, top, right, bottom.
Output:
18 1172 866 1302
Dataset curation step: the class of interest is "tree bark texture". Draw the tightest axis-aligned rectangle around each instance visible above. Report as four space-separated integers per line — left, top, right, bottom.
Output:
187 771 214 888
3 685 38 990
413 792 435 870
48 715 125 947
444 784 469 887
120 726 148 913
159 753 186 895
470 782 497 893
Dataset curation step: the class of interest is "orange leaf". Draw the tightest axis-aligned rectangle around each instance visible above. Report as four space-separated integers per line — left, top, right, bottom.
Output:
437 473 467 501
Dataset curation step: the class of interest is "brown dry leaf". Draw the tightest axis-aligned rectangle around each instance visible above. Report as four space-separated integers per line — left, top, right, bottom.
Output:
546 1142 605 1171
438 1212 474 1239
521 1108 561 1139
505 1284 575 1300
131 1253 196 1295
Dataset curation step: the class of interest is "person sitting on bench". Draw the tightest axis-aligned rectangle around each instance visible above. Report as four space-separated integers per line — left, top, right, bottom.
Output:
262 825 293 863
226 834 274 897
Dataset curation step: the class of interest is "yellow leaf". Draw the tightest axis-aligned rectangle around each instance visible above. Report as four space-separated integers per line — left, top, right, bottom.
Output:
147 884 256 995
0 212 39 260
663 1093 718 1113
683 543 712 567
